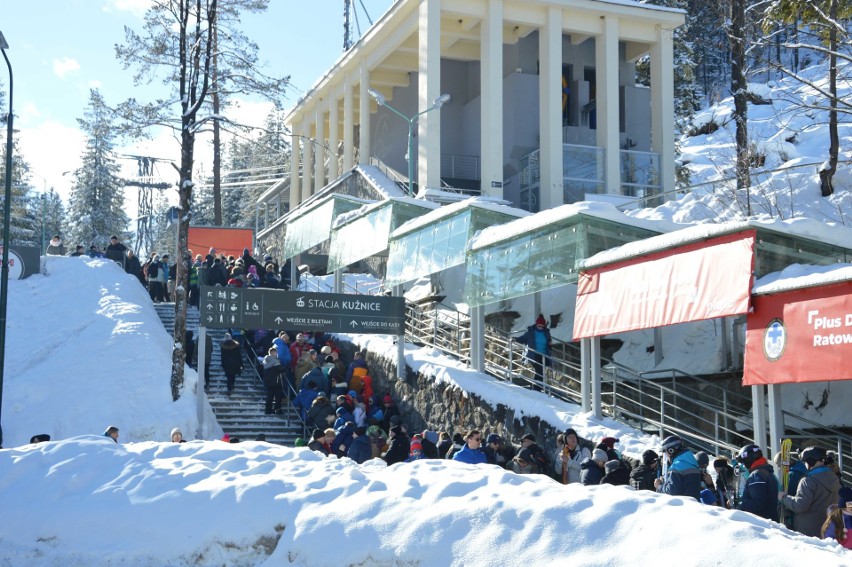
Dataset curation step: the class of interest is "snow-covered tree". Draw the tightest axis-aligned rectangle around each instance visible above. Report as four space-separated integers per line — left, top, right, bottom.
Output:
65 90 129 249
0 82 38 246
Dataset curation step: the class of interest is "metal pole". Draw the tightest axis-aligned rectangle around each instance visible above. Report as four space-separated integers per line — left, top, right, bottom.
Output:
407 118 415 196
40 193 46 254
0 38 13 448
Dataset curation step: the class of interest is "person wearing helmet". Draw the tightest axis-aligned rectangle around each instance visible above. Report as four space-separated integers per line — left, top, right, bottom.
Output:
779 446 841 537
736 444 779 521
654 435 701 500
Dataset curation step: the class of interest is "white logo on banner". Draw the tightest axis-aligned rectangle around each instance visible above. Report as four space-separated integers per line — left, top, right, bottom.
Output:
763 318 786 362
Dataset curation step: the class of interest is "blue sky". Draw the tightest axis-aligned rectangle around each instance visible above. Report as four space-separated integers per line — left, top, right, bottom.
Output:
2 0 393 200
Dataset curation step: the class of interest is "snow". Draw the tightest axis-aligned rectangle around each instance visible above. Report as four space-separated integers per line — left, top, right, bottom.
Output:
353 164 409 198
3 257 849 564
331 195 440 229
470 201 683 251
390 196 529 239
580 216 852 270
754 263 852 295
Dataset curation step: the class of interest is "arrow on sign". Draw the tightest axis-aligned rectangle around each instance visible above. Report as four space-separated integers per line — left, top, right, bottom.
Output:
274 316 283 325
349 320 359 328
206 316 213 322
206 303 214 310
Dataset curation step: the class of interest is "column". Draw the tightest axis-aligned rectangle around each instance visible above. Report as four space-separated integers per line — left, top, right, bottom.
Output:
580 338 590 413
329 95 340 180
480 0 503 198
393 284 405 380
359 63 371 165
289 130 301 210
752 385 767 448
314 107 326 192
596 15 620 196
470 304 484 372
767 384 784 458
591 335 602 420
302 119 313 201
343 76 354 170
539 5 563 209
417 0 442 193
651 25 675 199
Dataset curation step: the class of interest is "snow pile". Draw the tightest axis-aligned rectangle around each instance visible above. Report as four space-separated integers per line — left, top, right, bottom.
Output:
0 435 847 566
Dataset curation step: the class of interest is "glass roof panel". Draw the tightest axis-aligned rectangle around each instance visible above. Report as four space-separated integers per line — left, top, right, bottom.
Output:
282 196 369 259
465 215 660 307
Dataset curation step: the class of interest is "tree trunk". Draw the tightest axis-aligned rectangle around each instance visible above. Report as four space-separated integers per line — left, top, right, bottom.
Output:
819 0 838 197
212 22 223 225
171 121 193 401
731 0 750 215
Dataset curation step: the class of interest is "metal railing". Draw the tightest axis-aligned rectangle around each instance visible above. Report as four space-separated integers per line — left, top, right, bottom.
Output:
441 154 481 181
401 299 852 482
244 342 308 440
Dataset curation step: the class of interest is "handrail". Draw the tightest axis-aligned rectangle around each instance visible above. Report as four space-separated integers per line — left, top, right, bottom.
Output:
401 298 851 482
244 341 308 440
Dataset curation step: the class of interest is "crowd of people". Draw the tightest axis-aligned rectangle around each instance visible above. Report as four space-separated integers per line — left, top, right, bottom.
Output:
46 235 296 306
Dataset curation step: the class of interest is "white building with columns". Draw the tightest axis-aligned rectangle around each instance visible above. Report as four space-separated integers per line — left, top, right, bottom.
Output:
281 0 684 215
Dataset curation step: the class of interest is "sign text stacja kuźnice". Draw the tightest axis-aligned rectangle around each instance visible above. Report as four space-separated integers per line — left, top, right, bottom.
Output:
199 286 405 334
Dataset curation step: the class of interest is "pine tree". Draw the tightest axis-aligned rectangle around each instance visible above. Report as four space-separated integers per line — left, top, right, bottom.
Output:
65 90 129 249
0 82 38 246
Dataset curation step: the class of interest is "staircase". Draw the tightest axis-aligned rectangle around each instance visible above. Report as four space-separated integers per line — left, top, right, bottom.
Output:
153 302 305 445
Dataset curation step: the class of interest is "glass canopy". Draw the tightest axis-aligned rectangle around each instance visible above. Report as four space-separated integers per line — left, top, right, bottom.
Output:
465 213 663 307
327 199 439 273
754 228 852 278
282 194 372 259
385 202 525 286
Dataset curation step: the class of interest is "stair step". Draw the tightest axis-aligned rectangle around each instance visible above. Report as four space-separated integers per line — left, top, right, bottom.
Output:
154 302 304 446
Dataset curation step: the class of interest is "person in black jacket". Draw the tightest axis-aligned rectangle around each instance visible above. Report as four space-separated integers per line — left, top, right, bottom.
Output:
125 250 144 285
383 424 410 465
601 459 631 486
220 333 243 396
630 450 659 491
420 430 440 459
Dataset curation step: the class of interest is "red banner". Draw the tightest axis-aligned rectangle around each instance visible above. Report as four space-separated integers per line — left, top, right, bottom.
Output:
744 282 852 385
573 230 755 339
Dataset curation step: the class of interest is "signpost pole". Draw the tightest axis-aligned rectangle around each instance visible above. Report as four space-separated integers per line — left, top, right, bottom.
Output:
393 284 405 380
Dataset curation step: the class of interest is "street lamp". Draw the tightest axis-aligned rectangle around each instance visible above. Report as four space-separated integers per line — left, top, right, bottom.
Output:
0 30 12 448
367 88 451 196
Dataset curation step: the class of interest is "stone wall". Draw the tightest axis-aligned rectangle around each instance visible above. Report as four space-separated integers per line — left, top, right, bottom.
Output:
344 341 598 464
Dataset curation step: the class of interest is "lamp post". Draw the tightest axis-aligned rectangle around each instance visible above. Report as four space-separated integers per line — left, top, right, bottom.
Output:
40 193 46 253
367 88 451 196
0 30 12 448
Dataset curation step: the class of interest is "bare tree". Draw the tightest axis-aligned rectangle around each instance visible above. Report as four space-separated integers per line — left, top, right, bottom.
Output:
115 0 218 400
762 0 852 196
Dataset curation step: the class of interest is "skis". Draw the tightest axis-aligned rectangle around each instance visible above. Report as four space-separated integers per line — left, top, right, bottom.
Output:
732 458 749 509
780 438 792 491
561 444 569 484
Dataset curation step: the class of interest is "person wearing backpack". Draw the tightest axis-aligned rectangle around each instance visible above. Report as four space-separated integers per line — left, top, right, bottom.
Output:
737 444 780 521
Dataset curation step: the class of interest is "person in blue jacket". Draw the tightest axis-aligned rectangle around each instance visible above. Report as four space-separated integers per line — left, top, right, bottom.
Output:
737 444 780 521
655 435 702 500
347 426 372 464
293 381 319 422
515 315 552 391
452 430 487 465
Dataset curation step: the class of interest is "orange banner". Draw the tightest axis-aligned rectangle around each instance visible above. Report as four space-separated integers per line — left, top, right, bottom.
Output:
745 282 852 385
187 227 254 260
573 231 755 339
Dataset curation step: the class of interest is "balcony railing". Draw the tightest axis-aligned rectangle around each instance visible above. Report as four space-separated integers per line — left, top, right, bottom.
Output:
519 144 661 210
